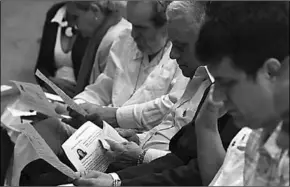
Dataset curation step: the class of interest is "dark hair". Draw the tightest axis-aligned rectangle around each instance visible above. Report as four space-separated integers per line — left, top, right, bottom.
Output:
151 0 172 27
195 1 289 77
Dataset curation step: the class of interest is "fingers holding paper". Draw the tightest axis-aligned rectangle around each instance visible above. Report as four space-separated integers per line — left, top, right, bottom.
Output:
73 170 113 186
104 139 142 164
62 107 104 129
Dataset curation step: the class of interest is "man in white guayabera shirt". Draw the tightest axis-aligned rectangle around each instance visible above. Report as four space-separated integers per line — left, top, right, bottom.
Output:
67 0 189 130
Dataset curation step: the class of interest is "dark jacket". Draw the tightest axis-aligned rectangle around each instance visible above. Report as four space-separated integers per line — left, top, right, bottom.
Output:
115 86 240 186
0 127 14 186
34 2 89 86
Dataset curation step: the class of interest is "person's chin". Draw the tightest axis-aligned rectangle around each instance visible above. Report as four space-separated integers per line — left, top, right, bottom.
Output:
180 67 190 77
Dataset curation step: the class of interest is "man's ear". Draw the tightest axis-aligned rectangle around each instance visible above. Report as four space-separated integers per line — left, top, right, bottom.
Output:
262 58 281 79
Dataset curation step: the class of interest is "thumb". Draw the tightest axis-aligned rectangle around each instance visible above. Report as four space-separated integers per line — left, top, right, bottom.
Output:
105 139 123 151
117 129 135 138
77 170 102 179
204 84 224 114
73 178 94 186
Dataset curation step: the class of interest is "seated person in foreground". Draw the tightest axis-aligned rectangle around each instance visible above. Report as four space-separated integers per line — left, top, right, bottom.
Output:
193 1 289 185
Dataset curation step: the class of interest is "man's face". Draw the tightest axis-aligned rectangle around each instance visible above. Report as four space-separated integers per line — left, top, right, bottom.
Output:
127 2 168 55
167 15 199 78
273 57 289 122
208 57 278 129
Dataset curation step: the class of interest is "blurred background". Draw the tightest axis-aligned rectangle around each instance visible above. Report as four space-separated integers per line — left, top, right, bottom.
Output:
1 0 59 85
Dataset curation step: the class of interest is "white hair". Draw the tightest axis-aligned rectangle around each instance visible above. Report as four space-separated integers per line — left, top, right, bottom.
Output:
166 0 206 29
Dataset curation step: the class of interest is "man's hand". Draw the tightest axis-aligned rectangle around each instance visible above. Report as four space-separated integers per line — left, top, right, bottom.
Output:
105 139 142 164
73 170 113 186
54 102 69 115
62 107 103 129
49 77 76 98
79 103 119 128
196 84 227 130
115 128 140 144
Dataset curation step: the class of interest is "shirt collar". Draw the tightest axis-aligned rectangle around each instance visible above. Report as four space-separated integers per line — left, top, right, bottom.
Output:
133 41 172 61
262 122 286 159
51 6 67 27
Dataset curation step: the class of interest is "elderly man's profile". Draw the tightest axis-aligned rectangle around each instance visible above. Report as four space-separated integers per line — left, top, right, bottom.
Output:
76 148 87 160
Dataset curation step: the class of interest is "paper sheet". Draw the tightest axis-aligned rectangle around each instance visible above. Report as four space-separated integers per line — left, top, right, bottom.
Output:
62 121 127 172
11 81 62 118
19 123 79 180
35 70 87 116
45 92 64 103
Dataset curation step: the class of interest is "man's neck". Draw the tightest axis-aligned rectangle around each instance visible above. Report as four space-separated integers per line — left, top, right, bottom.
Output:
148 52 159 62
148 41 167 62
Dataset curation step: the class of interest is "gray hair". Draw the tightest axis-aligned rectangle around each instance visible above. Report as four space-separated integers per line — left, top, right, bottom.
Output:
166 0 206 30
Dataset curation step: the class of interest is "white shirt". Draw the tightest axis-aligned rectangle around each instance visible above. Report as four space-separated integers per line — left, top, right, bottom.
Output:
209 127 252 186
75 29 189 130
89 18 132 83
51 5 75 83
139 68 212 163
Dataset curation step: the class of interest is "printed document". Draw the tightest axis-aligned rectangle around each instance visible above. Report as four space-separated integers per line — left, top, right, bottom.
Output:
62 121 127 172
19 123 79 180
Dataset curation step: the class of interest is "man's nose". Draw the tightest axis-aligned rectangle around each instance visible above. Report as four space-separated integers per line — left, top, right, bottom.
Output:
169 48 180 60
131 28 138 40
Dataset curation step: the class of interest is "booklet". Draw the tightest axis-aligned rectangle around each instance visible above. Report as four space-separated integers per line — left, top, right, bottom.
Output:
62 121 127 172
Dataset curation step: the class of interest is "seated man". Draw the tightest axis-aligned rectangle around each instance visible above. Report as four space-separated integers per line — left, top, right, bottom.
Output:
192 1 289 186
69 0 188 130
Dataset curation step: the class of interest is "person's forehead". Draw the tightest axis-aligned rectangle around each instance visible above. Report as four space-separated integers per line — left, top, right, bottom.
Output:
208 57 242 80
167 16 195 41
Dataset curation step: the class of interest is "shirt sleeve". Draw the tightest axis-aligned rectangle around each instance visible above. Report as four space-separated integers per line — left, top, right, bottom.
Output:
143 149 171 163
116 69 189 130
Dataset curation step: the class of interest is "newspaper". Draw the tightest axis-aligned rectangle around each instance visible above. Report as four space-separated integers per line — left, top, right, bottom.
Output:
35 69 87 116
11 80 62 118
62 121 127 172
19 123 79 180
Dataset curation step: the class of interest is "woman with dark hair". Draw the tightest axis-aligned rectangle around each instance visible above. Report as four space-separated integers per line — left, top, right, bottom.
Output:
34 1 89 97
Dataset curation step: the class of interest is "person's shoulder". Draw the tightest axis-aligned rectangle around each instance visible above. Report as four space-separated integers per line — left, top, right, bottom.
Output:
109 27 135 55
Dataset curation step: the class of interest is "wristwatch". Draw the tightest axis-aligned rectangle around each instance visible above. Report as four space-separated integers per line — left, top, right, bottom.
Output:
137 149 148 165
109 173 122 187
